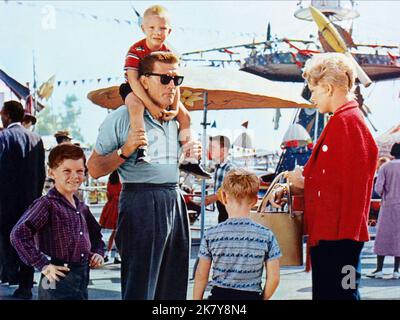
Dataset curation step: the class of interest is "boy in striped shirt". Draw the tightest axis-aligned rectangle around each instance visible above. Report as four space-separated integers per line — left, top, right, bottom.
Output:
194 168 281 300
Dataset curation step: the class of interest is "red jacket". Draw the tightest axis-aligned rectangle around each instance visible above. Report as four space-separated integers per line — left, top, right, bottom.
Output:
303 100 378 248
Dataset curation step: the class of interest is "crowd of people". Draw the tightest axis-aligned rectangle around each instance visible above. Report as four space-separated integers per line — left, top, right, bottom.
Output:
0 4 399 301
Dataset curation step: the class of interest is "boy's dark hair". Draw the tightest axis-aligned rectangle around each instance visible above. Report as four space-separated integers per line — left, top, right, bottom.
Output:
139 52 179 76
209 135 231 150
48 143 86 169
109 170 120 185
390 142 400 159
2 100 25 122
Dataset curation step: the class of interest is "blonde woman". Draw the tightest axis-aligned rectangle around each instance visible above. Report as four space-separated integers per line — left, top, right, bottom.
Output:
273 53 378 300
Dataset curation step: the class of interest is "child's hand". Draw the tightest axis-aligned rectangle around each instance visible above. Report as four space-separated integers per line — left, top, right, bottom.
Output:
182 140 202 163
122 128 148 157
90 253 104 269
41 264 70 282
162 108 179 121
147 104 165 120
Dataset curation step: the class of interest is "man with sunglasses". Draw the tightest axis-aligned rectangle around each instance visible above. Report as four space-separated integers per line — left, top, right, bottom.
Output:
118 5 210 180
88 52 199 300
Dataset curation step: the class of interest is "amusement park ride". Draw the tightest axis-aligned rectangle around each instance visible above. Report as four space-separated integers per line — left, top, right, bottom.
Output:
182 0 400 175
182 0 400 84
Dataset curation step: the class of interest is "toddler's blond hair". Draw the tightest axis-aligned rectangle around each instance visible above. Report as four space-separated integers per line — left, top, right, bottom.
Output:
143 5 171 23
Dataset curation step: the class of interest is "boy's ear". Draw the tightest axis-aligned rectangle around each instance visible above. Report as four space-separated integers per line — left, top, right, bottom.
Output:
48 168 54 179
323 83 334 96
220 190 228 206
249 195 258 208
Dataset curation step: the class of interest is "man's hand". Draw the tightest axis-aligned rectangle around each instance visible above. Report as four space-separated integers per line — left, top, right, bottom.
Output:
147 103 165 120
122 128 148 157
182 140 202 163
41 264 70 282
89 253 104 269
286 167 305 192
162 108 179 122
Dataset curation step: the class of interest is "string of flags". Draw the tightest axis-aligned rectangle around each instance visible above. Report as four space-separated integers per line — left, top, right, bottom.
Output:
4 0 141 27
2 0 267 39
27 75 125 90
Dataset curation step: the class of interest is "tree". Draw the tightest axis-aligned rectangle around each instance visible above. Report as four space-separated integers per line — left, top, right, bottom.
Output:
35 94 84 142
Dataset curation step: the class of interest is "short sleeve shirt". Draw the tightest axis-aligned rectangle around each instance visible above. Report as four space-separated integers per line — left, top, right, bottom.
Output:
124 38 170 74
198 217 281 293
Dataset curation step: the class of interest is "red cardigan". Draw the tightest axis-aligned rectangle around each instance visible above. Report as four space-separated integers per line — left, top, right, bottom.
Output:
303 100 378 248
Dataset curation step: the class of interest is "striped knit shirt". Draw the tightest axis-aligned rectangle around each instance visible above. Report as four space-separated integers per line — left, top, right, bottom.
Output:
198 217 281 293
124 38 170 80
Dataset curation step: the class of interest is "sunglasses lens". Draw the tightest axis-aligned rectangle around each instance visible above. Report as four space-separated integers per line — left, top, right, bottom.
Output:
159 75 184 86
160 75 172 85
174 76 184 86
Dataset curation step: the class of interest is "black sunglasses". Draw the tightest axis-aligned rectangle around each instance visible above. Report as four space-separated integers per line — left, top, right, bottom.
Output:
145 73 184 86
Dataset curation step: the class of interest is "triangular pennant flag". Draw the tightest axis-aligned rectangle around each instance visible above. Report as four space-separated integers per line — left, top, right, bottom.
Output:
37 75 56 100
64 81 69 86
57 81 62 87
73 80 77 85
114 18 120 23
107 77 112 83
125 20 131 25
89 79 94 83
82 79 85 84
92 15 98 19
211 121 217 128
241 121 249 129
223 48 236 55
97 78 101 83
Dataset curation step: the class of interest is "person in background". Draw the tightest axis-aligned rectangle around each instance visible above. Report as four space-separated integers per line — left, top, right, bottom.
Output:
205 135 235 223
99 170 122 264
367 143 400 280
0 101 45 299
54 130 72 144
21 113 37 130
371 156 390 199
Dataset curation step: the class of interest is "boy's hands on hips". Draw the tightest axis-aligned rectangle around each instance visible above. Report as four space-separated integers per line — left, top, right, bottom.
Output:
90 253 104 269
41 264 70 282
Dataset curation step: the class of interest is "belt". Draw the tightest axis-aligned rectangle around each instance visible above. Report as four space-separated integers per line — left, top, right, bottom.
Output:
50 258 88 269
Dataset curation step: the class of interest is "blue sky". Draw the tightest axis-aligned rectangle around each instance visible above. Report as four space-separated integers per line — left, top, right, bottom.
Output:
0 0 399 150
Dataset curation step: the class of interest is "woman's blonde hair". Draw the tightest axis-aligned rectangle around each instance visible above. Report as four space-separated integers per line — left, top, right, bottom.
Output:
302 53 356 99
222 168 259 204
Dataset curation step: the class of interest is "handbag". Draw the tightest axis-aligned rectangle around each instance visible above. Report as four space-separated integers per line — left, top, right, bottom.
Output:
250 172 304 266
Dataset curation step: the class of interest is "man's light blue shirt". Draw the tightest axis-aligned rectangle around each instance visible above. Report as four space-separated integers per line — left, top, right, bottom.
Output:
95 106 181 184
